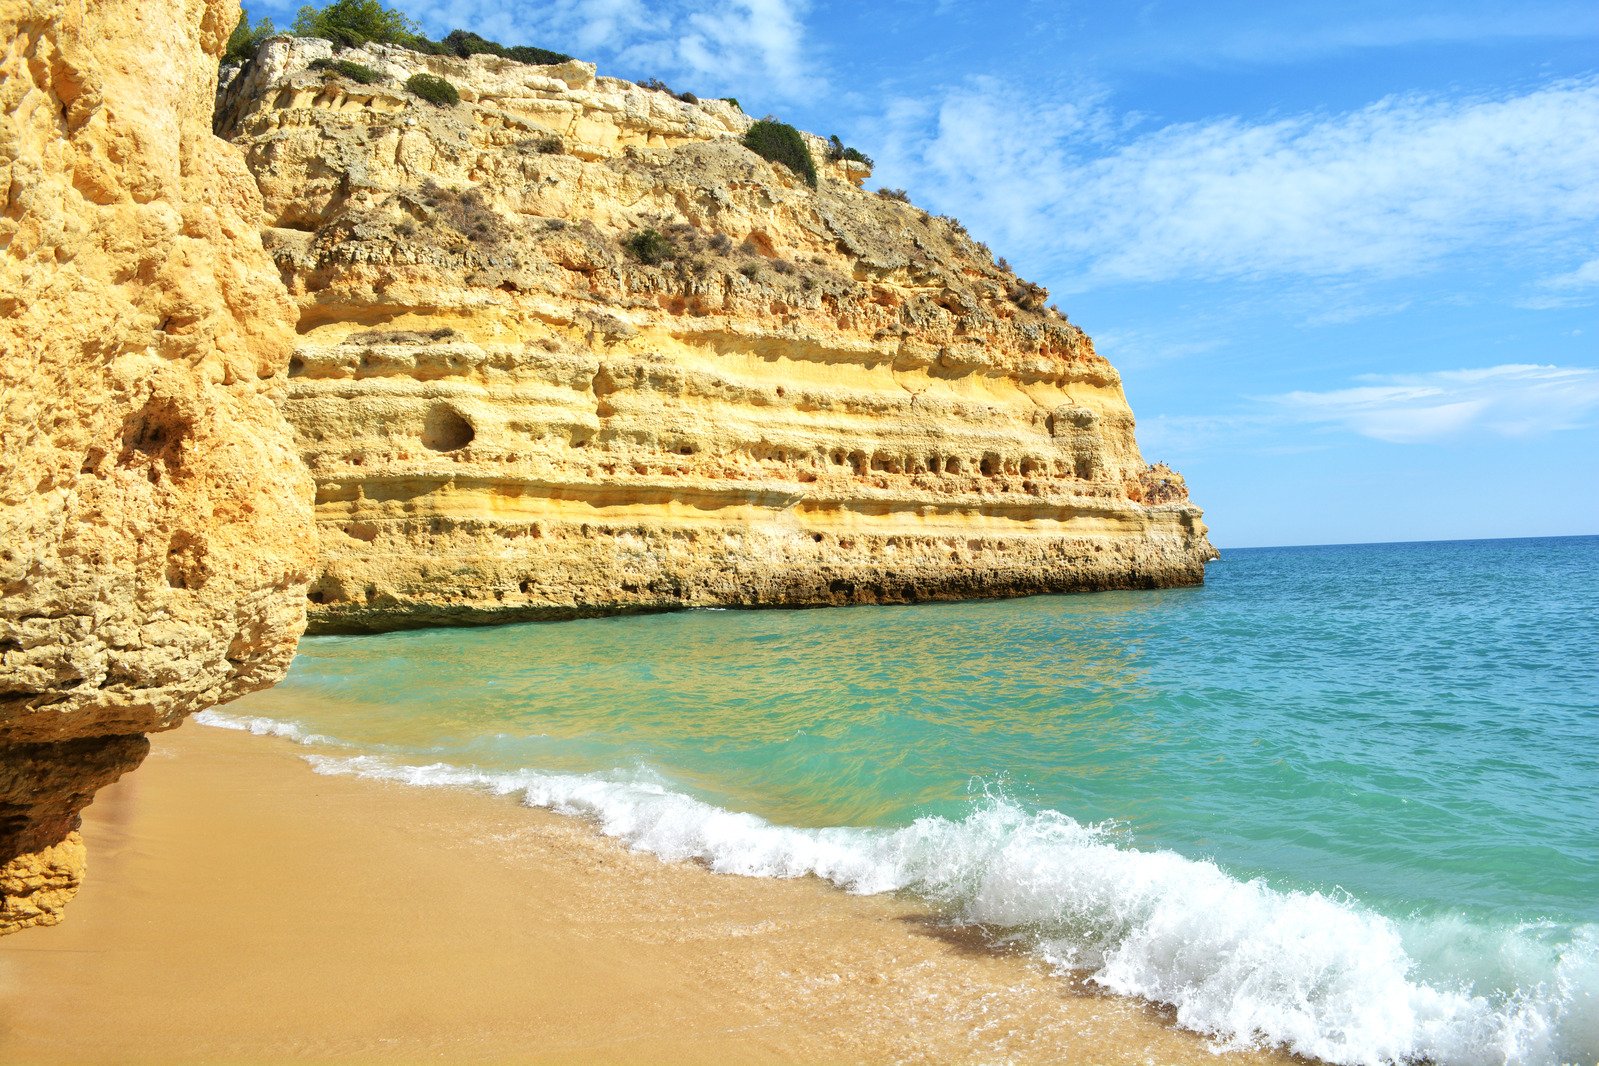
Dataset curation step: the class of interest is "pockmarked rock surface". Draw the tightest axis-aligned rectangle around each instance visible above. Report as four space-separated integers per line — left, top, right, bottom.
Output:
219 37 1214 633
0 0 315 932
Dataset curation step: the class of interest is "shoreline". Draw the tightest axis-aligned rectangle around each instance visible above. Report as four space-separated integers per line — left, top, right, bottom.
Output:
0 720 1300 1064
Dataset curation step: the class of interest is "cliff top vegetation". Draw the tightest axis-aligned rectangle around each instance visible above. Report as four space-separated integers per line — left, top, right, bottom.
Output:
223 0 1054 316
229 1 571 67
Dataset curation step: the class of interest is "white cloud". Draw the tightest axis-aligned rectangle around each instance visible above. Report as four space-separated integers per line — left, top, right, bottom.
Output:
403 0 816 99
1520 258 1599 309
1118 4 1599 69
867 77 1599 287
1263 365 1599 443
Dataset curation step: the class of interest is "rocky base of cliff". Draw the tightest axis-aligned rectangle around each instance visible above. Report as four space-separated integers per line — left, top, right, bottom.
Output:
310 502 1209 632
0 735 149 934
0 834 88 934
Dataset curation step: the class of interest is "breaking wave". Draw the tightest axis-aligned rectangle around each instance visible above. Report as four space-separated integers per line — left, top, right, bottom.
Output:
217 726 1590 1066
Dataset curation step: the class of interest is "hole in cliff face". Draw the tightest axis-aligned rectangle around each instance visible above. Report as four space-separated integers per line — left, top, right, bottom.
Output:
1075 456 1097 480
945 457 962 474
118 398 190 472
421 406 475 452
980 453 1001 477
308 572 356 607
164 531 209 590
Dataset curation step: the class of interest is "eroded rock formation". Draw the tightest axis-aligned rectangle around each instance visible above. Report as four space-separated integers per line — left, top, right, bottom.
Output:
219 38 1214 633
0 0 314 932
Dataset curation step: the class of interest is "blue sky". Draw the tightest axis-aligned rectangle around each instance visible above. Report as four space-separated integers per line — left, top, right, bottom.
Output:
246 0 1599 547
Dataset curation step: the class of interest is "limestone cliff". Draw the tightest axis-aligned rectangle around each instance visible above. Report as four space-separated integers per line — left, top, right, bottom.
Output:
219 37 1212 633
0 0 315 932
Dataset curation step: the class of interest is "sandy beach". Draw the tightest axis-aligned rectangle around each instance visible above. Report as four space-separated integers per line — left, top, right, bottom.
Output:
0 720 1301 1064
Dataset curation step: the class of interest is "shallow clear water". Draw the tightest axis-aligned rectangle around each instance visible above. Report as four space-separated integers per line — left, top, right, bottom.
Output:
223 535 1599 1065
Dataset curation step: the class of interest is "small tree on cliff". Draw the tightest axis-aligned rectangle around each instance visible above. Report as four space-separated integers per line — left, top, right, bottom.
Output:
742 120 818 188
225 8 277 62
292 0 418 48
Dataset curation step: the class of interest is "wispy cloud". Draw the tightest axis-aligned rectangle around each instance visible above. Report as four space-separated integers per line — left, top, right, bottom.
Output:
1116 4 1599 68
1263 365 1599 443
868 77 1599 288
402 0 817 99
1520 258 1599 310
1134 411 1281 458
1091 327 1224 369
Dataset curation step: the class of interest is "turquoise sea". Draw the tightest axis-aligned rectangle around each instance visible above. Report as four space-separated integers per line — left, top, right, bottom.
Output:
218 535 1599 1065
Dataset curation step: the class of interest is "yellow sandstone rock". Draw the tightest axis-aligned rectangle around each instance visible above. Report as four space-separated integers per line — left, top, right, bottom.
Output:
0 833 86 934
0 0 314 931
220 38 1215 632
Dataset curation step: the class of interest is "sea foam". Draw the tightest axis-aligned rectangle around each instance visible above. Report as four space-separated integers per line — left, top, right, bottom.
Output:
194 709 341 747
238 733 1594 1066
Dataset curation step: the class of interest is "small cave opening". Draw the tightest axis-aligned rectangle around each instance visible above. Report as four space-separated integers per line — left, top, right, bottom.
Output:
164 531 209 590
421 405 476 452
118 397 190 471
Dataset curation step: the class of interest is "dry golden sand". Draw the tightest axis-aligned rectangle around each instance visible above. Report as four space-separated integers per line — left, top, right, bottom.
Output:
0 724 1299 1064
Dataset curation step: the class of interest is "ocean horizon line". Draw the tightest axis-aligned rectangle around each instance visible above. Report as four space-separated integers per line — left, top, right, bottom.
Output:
1218 531 1598 552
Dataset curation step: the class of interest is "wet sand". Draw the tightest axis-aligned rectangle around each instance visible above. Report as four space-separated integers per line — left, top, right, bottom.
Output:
0 722 1298 1064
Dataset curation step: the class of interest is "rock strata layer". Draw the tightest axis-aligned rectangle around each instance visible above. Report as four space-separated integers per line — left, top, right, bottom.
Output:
0 0 314 932
221 38 1215 633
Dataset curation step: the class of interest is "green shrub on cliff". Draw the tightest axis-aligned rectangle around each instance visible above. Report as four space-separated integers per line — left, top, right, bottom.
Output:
825 135 873 168
225 8 277 62
624 229 675 266
293 0 417 48
417 29 572 66
741 120 817 188
310 58 385 84
405 73 459 106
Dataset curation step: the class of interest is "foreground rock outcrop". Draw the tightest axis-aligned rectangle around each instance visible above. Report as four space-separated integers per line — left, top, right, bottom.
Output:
0 0 315 932
220 38 1213 632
